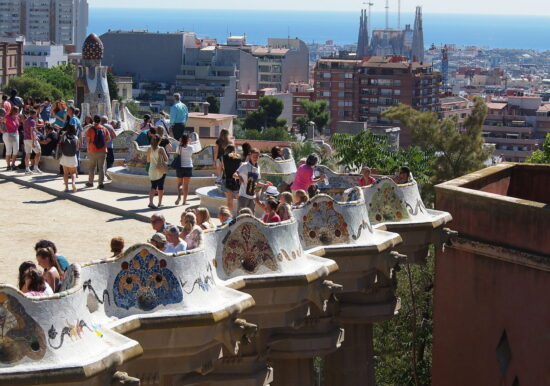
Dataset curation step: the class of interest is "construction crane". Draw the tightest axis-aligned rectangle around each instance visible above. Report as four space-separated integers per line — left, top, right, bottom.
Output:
385 0 389 29
441 45 449 91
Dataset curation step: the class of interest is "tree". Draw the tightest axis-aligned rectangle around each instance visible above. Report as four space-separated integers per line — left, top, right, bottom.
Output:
331 130 436 186
300 99 330 132
22 65 75 100
526 133 550 164
206 95 220 113
235 127 293 142
243 96 287 130
4 77 64 102
383 97 491 184
107 71 119 101
295 116 309 136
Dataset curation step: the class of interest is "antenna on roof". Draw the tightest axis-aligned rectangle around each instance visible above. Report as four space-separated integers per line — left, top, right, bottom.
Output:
385 0 389 29
398 0 401 29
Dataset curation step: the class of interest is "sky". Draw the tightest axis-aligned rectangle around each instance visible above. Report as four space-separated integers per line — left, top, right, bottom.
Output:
90 0 550 16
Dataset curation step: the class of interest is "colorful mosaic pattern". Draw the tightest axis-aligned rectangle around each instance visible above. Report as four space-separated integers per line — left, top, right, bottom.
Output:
368 180 410 223
111 131 137 152
222 223 277 274
301 200 350 246
0 293 46 363
113 250 183 311
82 33 104 60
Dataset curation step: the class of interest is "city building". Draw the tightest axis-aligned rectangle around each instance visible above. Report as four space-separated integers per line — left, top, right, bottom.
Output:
483 95 547 162
101 31 193 84
434 163 550 386
439 96 472 128
0 0 88 47
186 110 235 138
0 39 23 87
23 41 68 68
356 6 424 61
237 88 293 125
314 56 441 146
114 76 133 101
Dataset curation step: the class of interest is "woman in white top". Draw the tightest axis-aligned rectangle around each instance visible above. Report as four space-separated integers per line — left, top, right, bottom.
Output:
175 134 194 206
147 134 168 209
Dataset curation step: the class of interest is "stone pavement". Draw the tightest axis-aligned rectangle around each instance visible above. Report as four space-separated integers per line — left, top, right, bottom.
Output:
0 159 204 228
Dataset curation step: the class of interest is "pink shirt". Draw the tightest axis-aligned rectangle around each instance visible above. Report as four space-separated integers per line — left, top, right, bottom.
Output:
263 213 281 223
359 176 376 187
5 115 19 133
291 164 314 192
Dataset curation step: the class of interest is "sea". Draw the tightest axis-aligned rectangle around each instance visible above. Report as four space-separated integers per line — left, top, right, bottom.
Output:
88 9 550 51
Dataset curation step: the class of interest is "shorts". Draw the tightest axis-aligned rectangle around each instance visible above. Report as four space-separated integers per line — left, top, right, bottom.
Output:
24 139 41 154
151 174 166 190
3 133 19 156
237 196 255 212
220 178 240 193
176 167 193 178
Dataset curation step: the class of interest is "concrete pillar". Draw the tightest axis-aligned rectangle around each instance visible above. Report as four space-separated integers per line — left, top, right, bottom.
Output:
324 323 375 386
270 358 315 386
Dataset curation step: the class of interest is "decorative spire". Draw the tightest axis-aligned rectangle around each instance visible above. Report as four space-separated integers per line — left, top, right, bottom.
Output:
82 33 104 61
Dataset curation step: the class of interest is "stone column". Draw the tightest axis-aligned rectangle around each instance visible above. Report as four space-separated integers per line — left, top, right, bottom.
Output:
324 323 375 386
270 358 315 386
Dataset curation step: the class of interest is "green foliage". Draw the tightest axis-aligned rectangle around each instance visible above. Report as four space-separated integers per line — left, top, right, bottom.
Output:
243 96 287 130
107 72 119 101
374 251 435 385
125 100 151 119
290 141 335 169
331 130 436 186
4 77 64 102
235 126 293 142
300 99 330 131
21 65 75 100
383 97 490 183
206 95 220 114
526 133 550 164
295 116 309 136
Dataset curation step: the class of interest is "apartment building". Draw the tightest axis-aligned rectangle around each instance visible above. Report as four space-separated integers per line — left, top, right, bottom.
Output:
0 0 88 47
483 95 547 162
23 41 67 68
0 39 23 87
440 96 472 128
314 56 441 146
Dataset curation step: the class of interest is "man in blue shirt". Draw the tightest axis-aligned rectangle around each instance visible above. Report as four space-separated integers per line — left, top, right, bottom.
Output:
169 93 189 140
40 98 51 122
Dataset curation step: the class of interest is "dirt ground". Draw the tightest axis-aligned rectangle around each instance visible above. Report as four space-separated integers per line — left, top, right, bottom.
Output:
0 180 152 287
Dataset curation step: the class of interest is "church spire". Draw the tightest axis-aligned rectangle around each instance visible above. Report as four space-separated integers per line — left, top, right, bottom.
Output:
357 9 369 59
412 6 425 62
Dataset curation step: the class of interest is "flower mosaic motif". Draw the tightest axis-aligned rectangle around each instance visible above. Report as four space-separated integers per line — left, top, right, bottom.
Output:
368 180 410 223
0 293 46 364
301 200 350 246
113 250 183 311
222 223 278 274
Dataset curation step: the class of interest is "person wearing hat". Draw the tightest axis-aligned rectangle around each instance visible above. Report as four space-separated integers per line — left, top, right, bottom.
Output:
255 184 281 220
148 232 167 251
164 225 187 254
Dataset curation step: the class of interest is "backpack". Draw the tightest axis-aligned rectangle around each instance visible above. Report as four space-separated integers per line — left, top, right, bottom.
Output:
62 135 78 156
93 127 105 149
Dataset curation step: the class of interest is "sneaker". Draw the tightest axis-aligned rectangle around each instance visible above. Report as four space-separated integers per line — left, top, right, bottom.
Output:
25 169 32 175
148 203 157 209
32 168 42 174
85 182 93 188
98 184 105 189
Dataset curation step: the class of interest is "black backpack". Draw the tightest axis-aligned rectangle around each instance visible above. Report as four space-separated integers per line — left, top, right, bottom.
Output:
93 127 106 149
62 135 78 156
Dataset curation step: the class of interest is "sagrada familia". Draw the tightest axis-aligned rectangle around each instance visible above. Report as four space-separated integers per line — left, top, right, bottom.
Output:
357 5 425 62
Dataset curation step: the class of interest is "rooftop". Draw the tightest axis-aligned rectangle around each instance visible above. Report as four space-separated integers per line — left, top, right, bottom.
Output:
188 112 236 120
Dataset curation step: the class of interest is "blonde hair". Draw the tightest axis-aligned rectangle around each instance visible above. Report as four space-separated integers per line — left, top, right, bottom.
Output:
181 212 197 233
196 207 213 227
218 206 232 219
294 189 309 204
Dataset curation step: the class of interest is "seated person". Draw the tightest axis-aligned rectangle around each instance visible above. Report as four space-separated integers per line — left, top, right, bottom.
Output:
19 266 53 297
217 206 233 228
255 185 280 212
238 208 254 216
271 146 284 161
150 213 171 233
196 207 215 230
277 192 293 221
34 240 69 271
148 232 167 251
110 237 124 257
293 189 309 207
165 225 187 254
39 124 58 156
180 212 203 250
135 126 156 146
262 199 281 223
394 166 412 184
35 247 64 293
359 166 376 187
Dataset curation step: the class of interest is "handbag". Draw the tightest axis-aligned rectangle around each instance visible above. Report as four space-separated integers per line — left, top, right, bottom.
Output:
156 148 168 172
170 147 181 169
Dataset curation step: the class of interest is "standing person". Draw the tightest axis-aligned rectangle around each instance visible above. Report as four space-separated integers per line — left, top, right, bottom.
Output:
3 106 20 170
52 100 67 129
67 106 83 173
175 134 194 206
40 98 51 122
146 134 168 209
23 110 42 174
8 89 23 108
241 142 251 162
2 95 11 116
221 144 241 214
215 129 230 176
169 93 189 140
291 154 326 192
234 148 268 213
59 124 79 192
85 115 111 189
101 116 117 170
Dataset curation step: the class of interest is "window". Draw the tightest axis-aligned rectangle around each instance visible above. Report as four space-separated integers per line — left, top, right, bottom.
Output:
322 72 331 78
394 89 401 96
338 82 345 88
321 91 331 97
344 73 353 79
199 127 210 137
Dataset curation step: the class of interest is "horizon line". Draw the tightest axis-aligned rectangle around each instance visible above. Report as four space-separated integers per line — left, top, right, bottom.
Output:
90 7 550 17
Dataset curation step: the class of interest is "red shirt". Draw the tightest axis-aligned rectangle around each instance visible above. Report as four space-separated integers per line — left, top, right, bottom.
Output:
263 213 281 223
359 176 376 187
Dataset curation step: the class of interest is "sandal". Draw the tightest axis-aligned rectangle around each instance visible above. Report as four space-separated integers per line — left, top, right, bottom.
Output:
175 197 181 205
148 203 157 209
